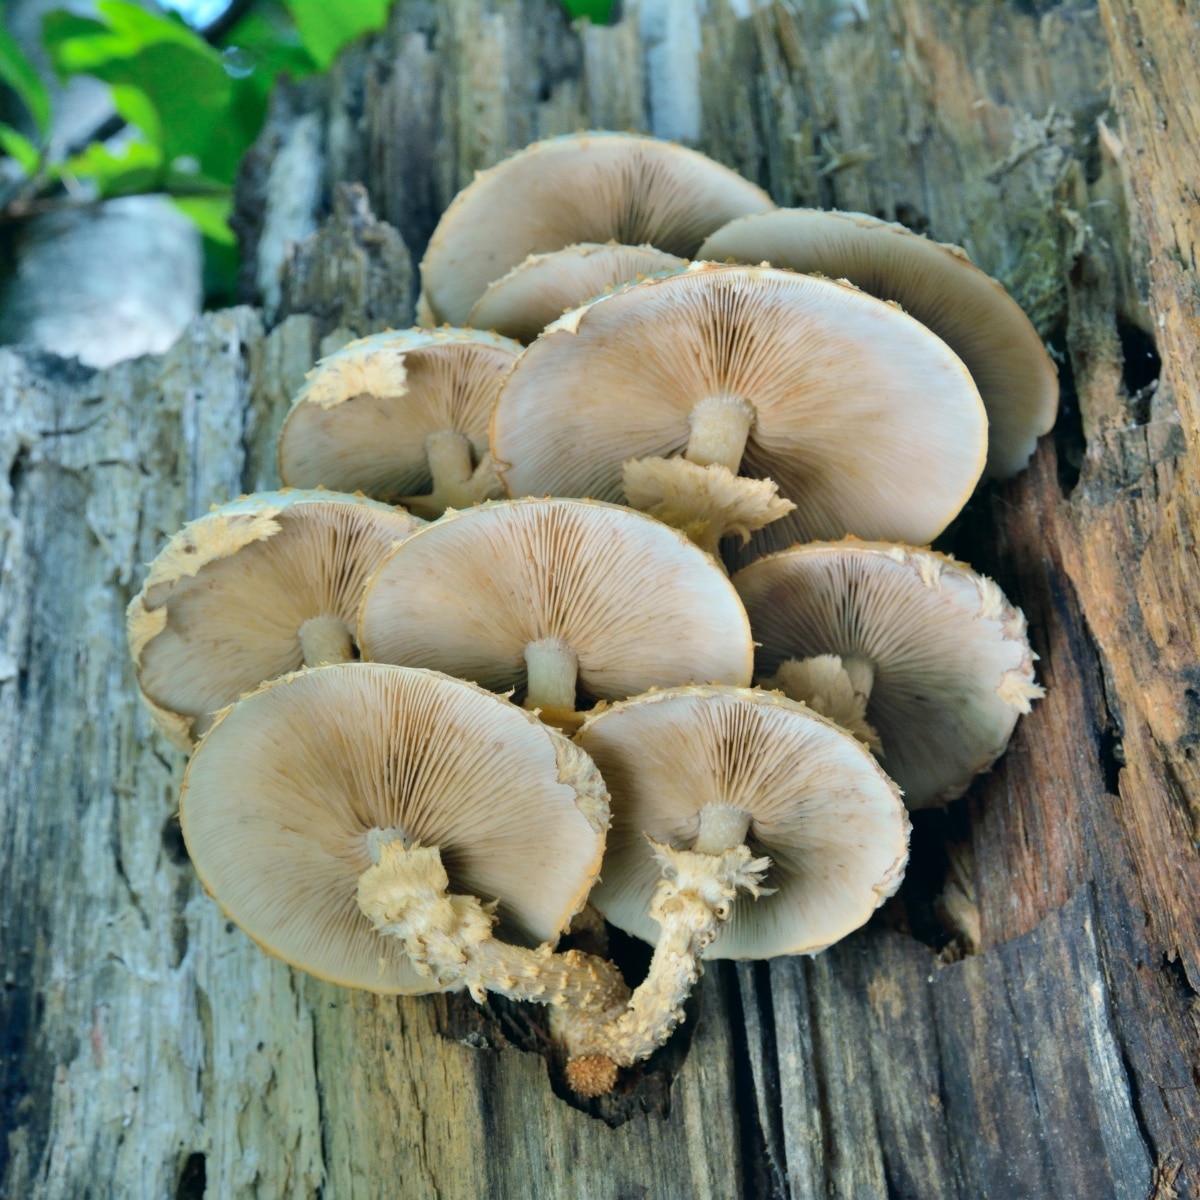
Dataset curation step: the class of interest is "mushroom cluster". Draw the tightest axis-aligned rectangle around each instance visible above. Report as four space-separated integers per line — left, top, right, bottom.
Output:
129 131 1051 1097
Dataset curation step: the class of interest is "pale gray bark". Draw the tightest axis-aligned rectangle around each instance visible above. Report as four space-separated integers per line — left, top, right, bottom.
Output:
2 1 1198 1197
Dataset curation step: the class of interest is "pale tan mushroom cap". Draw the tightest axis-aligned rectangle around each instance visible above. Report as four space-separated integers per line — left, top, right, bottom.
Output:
420 132 775 324
698 209 1058 478
180 663 610 992
127 490 423 748
277 328 520 498
733 540 1044 807
576 686 909 960
357 497 754 704
493 262 987 554
467 243 687 343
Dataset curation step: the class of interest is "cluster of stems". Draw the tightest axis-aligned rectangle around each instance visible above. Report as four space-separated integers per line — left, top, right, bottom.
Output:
355 806 771 1096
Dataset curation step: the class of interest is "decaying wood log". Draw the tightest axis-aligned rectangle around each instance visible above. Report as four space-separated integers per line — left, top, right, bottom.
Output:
2 1 1197 1196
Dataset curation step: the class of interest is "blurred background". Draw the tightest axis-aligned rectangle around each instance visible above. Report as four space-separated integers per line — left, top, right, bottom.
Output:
0 0 607 366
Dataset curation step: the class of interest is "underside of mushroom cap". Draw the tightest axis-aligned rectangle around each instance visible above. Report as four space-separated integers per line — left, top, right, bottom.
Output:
127 490 423 748
699 209 1058 478
733 539 1044 807
357 497 754 711
180 663 610 992
277 328 520 507
493 262 987 553
576 685 909 960
420 132 775 324
467 243 687 343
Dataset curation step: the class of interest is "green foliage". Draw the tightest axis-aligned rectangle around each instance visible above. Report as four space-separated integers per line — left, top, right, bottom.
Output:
0 0 395 302
282 0 393 69
560 0 615 22
0 24 51 134
0 125 39 173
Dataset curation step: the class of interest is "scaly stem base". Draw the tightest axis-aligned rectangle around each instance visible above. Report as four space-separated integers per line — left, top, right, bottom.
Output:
356 837 628 1010
562 837 771 1084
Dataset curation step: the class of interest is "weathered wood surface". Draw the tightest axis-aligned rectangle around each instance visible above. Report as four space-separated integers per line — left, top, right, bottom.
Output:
3 1 1198 1197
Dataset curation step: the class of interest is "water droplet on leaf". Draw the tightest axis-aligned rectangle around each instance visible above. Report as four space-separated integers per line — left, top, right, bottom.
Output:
221 46 255 79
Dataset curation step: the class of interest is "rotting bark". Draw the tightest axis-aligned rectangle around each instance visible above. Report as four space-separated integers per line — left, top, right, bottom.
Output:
3 1 1199 1197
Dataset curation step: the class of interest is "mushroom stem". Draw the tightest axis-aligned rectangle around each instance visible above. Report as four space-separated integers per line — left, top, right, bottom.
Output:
762 654 882 753
523 638 580 719
398 429 494 518
685 396 755 472
298 615 353 666
355 829 769 1098
692 804 752 853
563 836 771 1087
356 838 629 1011
842 653 876 699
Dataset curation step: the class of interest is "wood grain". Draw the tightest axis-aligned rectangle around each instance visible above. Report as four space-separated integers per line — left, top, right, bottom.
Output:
3 1 1198 1196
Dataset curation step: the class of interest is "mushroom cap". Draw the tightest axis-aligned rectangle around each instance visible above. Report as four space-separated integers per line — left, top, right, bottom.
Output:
467 243 687 343
127 490 423 749
180 663 610 992
733 539 1044 808
492 262 987 553
698 209 1058 478
357 497 754 706
576 686 909 960
420 132 775 324
277 328 521 498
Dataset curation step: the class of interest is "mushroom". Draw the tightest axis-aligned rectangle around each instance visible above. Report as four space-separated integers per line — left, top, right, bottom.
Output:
732 539 1045 807
277 328 521 518
127 490 422 748
357 497 754 728
698 209 1058 477
419 132 775 325
567 685 909 1086
492 262 987 558
467 243 687 343
180 662 626 1012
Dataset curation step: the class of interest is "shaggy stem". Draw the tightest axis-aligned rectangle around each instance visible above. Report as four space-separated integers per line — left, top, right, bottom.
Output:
621 457 794 557
356 838 628 1011
355 826 769 1101
562 804 771 1095
685 396 755 471
764 654 882 752
298 615 353 666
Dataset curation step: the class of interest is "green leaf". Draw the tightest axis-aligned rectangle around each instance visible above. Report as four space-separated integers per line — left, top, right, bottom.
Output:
57 137 162 197
220 10 317 92
44 1 219 74
281 0 391 69
172 194 236 245
0 123 39 172
0 23 51 134
560 0 615 21
110 84 162 145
